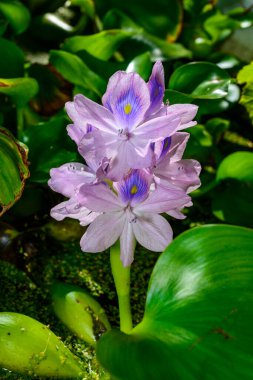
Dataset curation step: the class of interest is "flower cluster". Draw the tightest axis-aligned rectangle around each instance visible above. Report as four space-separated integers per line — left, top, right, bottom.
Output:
49 62 201 266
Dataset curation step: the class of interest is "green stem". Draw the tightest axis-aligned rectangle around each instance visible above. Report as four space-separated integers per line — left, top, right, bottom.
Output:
110 241 133 334
17 107 24 138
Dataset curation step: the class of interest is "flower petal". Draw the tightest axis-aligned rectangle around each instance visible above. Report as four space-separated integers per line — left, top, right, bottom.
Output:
80 212 125 252
78 183 123 212
115 169 150 206
106 72 150 131
135 184 191 214
146 61 165 116
133 213 173 252
120 220 136 267
48 163 95 198
134 115 180 141
166 104 198 129
50 198 93 225
102 71 125 112
155 159 201 193
74 94 117 134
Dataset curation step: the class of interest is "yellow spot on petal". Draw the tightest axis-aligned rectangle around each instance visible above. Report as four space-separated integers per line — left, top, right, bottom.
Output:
124 103 132 114
130 185 138 194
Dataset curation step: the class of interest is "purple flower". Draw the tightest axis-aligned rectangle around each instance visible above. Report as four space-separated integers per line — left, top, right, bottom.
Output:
78 170 191 266
48 61 201 265
66 62 198 180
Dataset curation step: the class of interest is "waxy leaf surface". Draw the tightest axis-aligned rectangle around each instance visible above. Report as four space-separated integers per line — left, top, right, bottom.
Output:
97 225 253 380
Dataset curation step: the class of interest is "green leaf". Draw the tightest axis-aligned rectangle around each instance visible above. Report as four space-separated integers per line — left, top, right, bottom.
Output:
97 225 253 380
62 30 134 60
52 282 111 345
0 127 29 216
70 0 95 18
108 0 183 41
0 38 24 78
21 116 79 183
237 62 253 124
0 312 84 378
212 152 253 227
0 77 38 106
169 62 230 99
216 151 253 185
103 9 191 60
50 49 106 96
126 52 152 81
0 0 30 34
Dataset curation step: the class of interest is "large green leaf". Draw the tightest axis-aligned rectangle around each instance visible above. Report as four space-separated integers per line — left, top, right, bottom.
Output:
50 50 106 96
62 30 134 60
0 127 29 216
103 9 191 60
52 282 111 345
0 77 38 106
97 225 253 380
212 152 253 227
0 312 84 378
169 62 230 99
21 116 79 183
0 0 30 34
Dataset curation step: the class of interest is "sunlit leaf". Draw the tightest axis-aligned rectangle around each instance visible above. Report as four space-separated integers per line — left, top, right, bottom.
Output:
0 77 38 106
0 312 84 377
97 225 253 380
52 282 111 345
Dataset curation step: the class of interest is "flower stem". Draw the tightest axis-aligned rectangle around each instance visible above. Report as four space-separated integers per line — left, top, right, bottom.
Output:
110 241 133 334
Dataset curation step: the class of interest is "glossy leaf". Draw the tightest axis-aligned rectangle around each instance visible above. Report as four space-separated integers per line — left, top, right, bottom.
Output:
0 38 24 78
62 30 134 60
0 77 38 106
0 127 29 216
50 49 106 96
216 151 253 185
0 0 30 34
169 62 230 99
126 52 152 81
21 116 79 183
97 225 253 380
52 282 111 345
0 312 83 378
212 152 253 227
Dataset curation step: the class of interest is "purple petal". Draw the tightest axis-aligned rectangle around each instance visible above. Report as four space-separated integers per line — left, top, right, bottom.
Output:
80 212 125 252
167 132 189 162
115 170 150 206
102 71 125 112
78 183 123 212
48 163 96 198
135 185 191 214
134 115 180 141
167 209 187 220
120 220 136 267
74 94 117 134
105 72 150 131
166 104 198 129
133 213 173 252
155 159 201 193
50 198 93 225
146 61 165 116
126 141 153 170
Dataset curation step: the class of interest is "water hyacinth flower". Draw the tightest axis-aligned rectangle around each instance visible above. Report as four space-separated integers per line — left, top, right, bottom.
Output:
48 61 201 266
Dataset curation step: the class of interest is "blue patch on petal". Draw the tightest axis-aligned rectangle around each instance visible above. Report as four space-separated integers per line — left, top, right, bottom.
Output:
118 170 149 205
115 89 143 130
149 76 164 114
160 136 172 158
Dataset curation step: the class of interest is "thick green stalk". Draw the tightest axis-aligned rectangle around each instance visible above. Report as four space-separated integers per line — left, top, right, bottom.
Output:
110 241 133 334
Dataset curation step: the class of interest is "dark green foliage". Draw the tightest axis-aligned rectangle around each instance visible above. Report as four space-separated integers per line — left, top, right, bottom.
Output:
0 0 253 378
